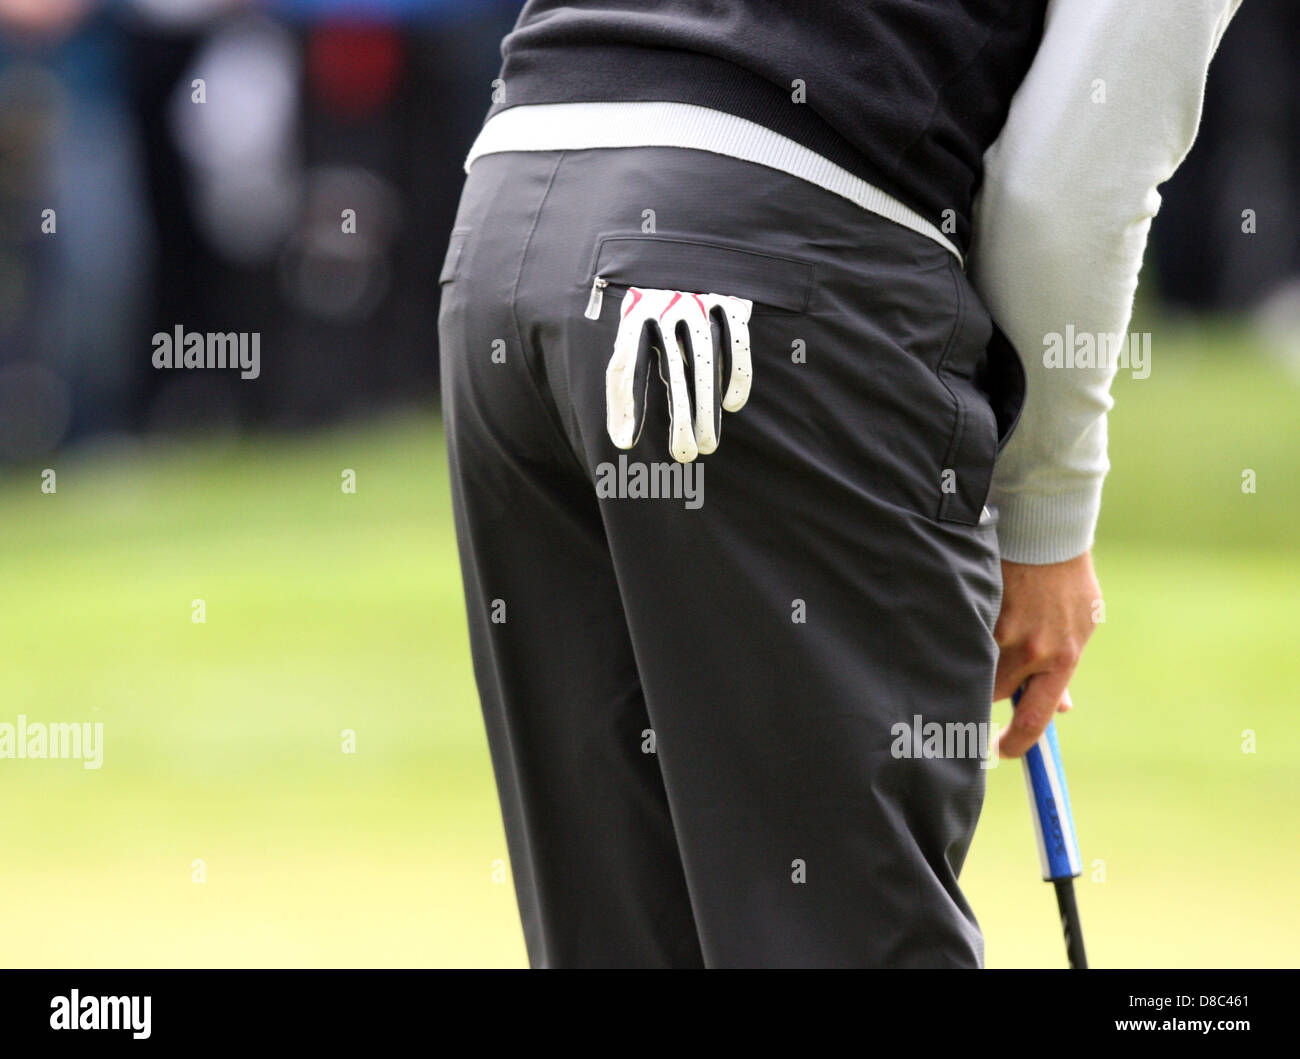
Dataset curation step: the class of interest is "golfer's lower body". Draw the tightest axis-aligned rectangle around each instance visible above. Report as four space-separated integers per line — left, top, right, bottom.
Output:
439 147 1022 968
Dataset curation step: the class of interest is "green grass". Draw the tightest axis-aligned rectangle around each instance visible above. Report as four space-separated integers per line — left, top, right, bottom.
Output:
0 324 1296 967
0 418 519 966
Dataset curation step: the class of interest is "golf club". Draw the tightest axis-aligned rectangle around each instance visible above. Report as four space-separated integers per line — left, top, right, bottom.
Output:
1012 686 1088 969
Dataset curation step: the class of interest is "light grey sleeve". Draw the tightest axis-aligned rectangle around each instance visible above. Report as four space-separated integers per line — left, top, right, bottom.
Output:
969 0 1242 563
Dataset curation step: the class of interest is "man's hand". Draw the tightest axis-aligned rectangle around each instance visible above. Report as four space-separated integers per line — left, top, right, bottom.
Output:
994 551 1100 758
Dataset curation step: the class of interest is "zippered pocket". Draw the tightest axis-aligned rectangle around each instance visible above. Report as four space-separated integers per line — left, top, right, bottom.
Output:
581 234 816 320
935 263 1027 525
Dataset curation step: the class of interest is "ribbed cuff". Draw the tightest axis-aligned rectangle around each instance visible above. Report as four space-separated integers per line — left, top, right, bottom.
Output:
989 480 1104 565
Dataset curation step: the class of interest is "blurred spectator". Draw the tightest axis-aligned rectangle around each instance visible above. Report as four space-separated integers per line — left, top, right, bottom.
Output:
0 0 521 457
267 0 520 426
0 0 142 453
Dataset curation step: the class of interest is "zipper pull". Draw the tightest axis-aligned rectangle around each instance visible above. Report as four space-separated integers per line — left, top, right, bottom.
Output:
584 275 608 320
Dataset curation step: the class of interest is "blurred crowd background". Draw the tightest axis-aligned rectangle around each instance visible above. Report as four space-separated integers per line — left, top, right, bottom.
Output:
0 0 1296 460
0 0 520 458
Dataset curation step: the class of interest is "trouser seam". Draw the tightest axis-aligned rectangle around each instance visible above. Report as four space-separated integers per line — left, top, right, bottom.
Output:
508 151 594 481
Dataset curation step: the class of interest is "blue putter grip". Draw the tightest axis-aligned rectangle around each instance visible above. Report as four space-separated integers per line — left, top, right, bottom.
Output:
1012 688 1082 881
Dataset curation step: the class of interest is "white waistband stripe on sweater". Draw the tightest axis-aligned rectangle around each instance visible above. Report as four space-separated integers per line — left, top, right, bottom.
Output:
464 101 964 265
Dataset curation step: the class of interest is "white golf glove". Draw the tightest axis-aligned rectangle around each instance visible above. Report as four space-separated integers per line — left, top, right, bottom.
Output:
604 287 753 462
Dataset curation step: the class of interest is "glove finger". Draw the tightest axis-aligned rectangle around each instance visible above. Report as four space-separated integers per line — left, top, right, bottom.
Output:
710 311 726 444
605 287 649 449
654 317 699 464
683 293 719 455
706 294 753 412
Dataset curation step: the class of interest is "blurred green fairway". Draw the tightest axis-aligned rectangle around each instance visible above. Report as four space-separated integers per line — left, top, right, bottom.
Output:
1 324 1297 968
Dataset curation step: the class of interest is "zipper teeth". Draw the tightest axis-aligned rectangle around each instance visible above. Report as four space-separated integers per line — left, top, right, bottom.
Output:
583 275 609 320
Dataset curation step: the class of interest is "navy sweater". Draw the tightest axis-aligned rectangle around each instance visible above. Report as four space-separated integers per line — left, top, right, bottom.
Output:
487 0 1048 254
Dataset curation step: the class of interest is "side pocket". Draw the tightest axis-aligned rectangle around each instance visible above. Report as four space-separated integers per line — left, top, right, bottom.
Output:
439 227 472 286
986 319 1028 454
936 265 1026 525
938 383 999 525
438 227 472 354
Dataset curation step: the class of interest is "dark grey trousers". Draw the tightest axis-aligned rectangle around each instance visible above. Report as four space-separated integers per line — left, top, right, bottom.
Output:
438 147 1025 968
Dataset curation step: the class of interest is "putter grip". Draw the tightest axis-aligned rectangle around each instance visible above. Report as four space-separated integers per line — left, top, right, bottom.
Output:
1012 689 1082 881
